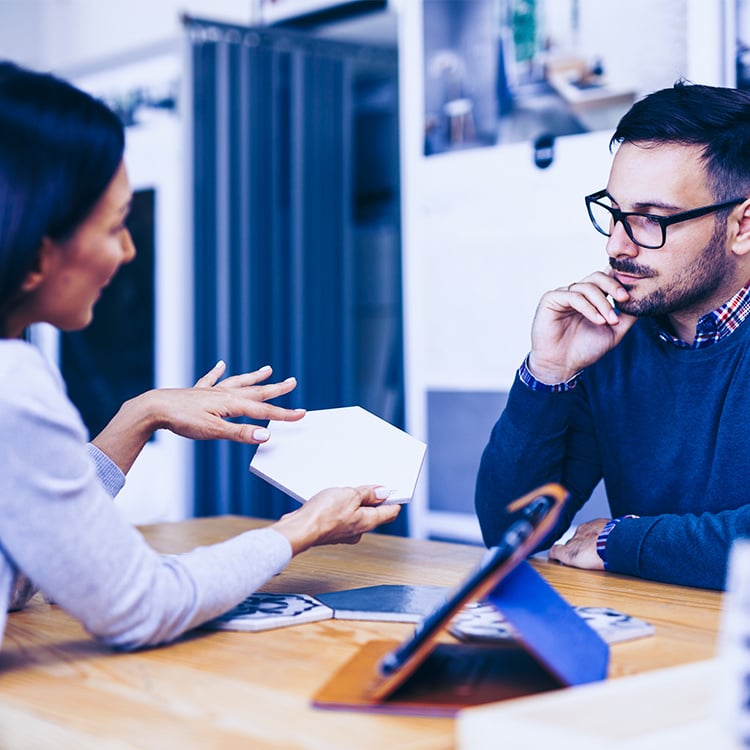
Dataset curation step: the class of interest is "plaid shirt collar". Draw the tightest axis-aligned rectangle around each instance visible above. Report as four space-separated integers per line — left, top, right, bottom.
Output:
655 280 750 349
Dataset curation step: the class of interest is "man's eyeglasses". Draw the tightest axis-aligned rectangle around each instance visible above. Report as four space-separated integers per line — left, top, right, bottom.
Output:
584 189 746 249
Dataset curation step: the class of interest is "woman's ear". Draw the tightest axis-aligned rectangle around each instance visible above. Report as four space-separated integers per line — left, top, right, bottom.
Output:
18 237 57 293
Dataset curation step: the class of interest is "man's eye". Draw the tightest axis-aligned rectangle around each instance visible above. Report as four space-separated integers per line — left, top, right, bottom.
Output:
631 214 662 227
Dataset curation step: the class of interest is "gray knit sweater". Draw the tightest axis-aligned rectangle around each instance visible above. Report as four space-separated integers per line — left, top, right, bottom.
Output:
0 340 292 650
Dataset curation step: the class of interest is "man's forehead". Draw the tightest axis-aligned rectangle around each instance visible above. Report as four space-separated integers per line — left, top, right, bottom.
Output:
608 141 712 206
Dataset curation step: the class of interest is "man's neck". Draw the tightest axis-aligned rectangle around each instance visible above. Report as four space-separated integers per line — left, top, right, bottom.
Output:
664 311 700 344
664 278 750 344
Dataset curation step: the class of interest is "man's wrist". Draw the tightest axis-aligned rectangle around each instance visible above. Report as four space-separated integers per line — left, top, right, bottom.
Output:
519 355 582 393
596 515 640 569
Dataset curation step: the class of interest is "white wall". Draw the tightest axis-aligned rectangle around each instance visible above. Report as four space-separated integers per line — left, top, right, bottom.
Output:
398 0 730 539
0 0 258 72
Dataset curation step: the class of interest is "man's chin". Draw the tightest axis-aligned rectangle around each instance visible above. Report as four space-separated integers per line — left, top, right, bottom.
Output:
615 298 660 318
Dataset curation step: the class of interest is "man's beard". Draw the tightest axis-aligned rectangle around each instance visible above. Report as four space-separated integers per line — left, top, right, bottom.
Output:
609 221 733 318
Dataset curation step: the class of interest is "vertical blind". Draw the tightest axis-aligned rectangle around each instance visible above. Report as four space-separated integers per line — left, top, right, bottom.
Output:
186 17 405 526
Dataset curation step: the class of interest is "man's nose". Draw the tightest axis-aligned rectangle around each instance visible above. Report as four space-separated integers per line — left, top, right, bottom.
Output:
606 219 639 259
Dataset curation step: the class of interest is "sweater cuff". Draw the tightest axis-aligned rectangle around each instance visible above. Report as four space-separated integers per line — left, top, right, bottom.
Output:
87 443 126 498
596 515 639 569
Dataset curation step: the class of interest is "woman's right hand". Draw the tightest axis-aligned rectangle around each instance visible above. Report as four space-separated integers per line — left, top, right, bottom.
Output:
270 485 401 555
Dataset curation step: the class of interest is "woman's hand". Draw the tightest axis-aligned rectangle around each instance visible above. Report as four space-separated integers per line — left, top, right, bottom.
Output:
92 362 304 474
271 485 401 556
152 361 305 443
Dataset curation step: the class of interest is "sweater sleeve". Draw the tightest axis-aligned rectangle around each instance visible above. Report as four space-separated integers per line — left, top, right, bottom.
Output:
475 371 602 548
0 343 293 650
604 507 750 590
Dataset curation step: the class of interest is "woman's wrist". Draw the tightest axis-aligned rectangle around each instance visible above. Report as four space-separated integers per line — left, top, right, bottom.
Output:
91 391 160 474
270 511 317 557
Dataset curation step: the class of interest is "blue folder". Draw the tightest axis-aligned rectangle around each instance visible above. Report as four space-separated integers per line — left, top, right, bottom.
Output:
486 559 609 687
313 483 609 716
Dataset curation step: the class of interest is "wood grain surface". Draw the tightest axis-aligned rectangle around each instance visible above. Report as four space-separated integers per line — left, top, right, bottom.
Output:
0 516 722 749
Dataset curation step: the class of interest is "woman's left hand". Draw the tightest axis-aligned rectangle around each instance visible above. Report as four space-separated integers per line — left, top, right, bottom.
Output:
152 361 305 443
92 361 305 474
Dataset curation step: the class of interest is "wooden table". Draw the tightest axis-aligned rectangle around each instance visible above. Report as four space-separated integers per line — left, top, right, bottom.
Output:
0 516 723 749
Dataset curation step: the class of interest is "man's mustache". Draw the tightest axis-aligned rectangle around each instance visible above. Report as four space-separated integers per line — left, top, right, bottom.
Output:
609 258 655 278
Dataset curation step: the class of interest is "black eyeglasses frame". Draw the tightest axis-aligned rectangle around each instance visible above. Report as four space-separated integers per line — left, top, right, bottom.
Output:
584 189 747 249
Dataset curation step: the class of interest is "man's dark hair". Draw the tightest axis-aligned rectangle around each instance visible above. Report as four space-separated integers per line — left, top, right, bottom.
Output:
0 61 125 333
611 80 750 202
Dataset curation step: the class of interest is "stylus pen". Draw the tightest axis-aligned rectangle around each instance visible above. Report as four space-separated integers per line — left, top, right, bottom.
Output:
378 517 535 676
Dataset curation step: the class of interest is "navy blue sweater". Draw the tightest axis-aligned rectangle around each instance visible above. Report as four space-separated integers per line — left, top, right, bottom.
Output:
475 316 750 590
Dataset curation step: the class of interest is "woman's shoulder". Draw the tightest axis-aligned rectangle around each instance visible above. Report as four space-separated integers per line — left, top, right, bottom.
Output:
0 338 50 365
0 339 64 387
0 339 81 431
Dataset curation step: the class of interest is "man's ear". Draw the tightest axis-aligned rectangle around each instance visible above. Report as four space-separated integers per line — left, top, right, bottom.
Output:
731 200 750 257
18 237 58 293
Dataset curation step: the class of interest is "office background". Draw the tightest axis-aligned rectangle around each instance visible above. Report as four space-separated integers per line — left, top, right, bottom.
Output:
0 0 739 543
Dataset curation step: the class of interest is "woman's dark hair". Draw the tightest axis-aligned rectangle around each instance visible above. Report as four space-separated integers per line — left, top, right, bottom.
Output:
0 61 125 332
611 80 750 202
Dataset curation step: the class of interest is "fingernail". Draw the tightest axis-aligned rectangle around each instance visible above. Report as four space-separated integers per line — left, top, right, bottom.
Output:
375 487 391 500
259 364 271 372
284 376 296 383
253 428 270 442
214 359 225 369
294 408 306 413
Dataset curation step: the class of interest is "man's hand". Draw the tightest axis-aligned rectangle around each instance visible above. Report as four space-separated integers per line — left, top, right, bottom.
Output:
548 518 608 570
528 271 637 384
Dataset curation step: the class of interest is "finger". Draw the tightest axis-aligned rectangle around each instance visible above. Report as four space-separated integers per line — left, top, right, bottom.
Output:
353 485 392 506
210 365 276 390
549 539 589 567
559 286 620 326
369 503 401 525
206 421 274 444
563 279 616 306
194 359 227 388
216 376 299 401
240 404 306 423
572 270 627 296
563 272 629 307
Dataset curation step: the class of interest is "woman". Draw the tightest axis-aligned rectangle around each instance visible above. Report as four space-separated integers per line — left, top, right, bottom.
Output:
0 61 399 651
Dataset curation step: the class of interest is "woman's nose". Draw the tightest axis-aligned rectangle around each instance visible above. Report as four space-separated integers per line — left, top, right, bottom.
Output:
121 227 136 264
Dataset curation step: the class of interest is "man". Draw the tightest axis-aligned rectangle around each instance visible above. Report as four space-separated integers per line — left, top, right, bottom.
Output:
475 82 750 590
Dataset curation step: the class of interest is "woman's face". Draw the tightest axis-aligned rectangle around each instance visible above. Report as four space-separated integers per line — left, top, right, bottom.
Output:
12 160 135 336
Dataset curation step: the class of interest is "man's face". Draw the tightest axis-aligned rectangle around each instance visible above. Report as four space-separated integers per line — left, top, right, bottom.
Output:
604 141 737 319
